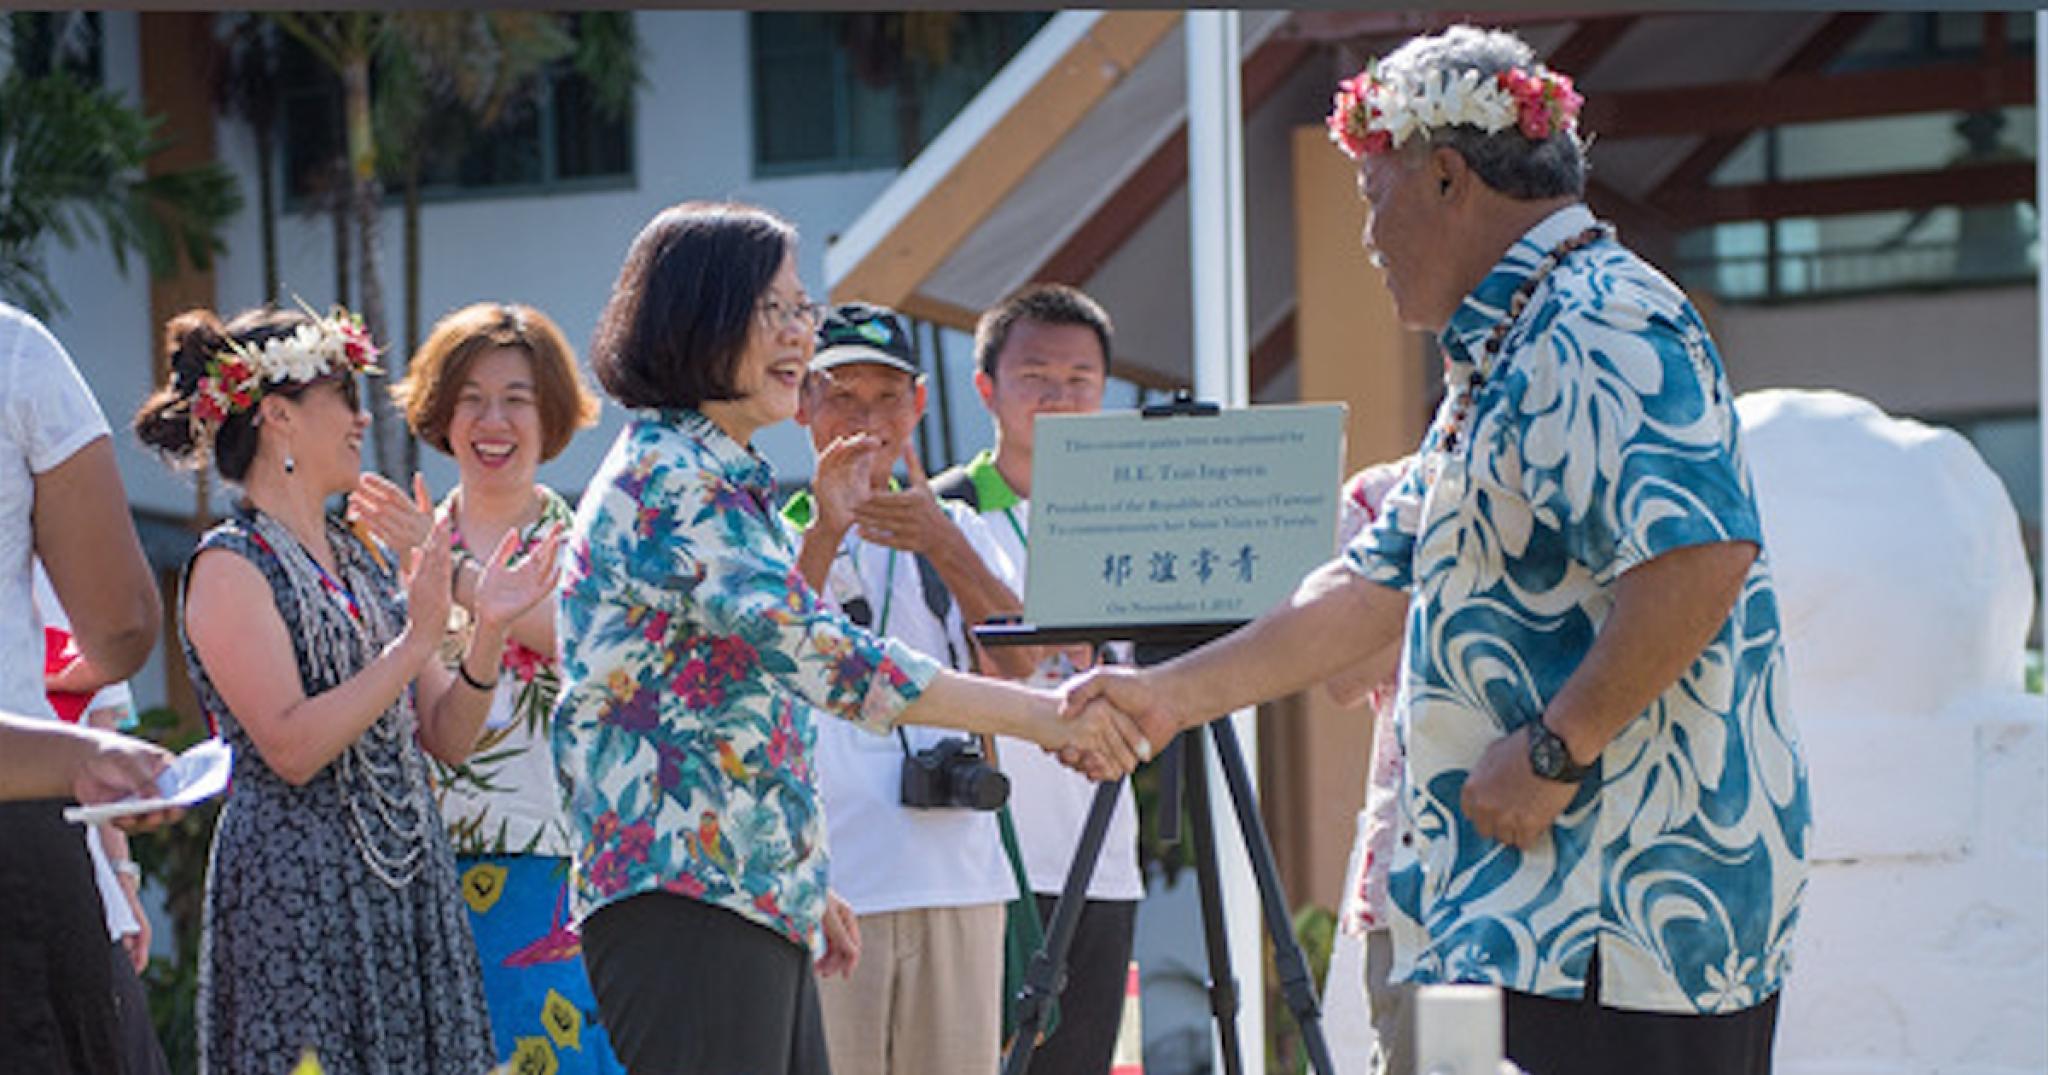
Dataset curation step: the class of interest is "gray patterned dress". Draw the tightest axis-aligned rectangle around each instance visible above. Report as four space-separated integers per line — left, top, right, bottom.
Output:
182 509 494 1075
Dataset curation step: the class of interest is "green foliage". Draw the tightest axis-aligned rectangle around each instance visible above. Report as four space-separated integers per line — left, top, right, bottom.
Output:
126 705 221 1075
1267 903 1339 1075
0 70 241 319
2027 648 2042 694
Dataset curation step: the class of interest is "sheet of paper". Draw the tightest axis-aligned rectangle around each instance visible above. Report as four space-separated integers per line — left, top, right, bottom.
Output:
63 736 233 824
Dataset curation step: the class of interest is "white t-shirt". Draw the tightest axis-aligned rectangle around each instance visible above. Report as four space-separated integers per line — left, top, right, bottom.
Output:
970 496 1145 901
802 499 1019 916
0 304 110 720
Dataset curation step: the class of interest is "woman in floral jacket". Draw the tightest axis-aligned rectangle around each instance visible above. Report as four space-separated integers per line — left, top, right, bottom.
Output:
555 201 1150 1075
352 302 616 1073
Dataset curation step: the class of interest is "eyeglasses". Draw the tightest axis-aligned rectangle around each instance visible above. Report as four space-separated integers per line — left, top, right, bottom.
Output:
758 295 829 333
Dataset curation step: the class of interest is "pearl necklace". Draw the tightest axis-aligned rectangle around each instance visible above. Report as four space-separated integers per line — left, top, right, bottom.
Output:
1438 222 1612 456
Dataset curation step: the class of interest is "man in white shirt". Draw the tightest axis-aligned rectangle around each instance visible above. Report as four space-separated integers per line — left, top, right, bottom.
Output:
0 301 165 1075
787 303 1028 1075
931 284 1143 1075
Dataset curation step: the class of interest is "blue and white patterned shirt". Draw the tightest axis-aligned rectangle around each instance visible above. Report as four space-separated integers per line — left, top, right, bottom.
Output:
1347 205 1811 1014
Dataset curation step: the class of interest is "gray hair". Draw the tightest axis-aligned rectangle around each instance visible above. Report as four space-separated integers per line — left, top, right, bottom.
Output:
1378 25 1587 200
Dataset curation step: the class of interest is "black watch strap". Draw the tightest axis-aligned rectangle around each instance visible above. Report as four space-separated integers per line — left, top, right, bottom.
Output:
1527 718 1592 783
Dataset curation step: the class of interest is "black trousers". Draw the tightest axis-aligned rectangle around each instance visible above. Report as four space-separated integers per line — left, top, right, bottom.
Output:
0 801 121 1075
1024 895 1137 1075
583 892 830 1075
109 942 169 1075
1504 953 1781 1075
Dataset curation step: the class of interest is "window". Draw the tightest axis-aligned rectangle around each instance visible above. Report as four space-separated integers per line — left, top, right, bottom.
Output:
1674 13 2036 303
6 12 101 84
278 15 633 205
750 13 1050 176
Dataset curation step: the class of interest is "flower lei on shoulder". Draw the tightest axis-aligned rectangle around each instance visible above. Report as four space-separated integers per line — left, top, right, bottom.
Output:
190 300 381 440
1326 58 1583 159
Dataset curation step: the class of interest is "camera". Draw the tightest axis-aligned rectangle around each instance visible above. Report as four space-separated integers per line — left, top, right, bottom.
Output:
900 736 1009 811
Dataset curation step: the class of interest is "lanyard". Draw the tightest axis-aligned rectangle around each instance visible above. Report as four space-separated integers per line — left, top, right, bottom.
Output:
849 537 899 635
1001 507 1026 550
309 555 362 624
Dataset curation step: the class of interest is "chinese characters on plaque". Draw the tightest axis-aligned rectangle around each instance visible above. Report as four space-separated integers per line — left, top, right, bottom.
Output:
1024 403 1346 629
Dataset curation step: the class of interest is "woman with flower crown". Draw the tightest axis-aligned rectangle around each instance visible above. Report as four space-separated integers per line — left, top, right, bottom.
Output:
134 304 562 1075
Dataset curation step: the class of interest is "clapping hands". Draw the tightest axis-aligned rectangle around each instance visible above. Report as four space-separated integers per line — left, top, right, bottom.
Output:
468 524 564 633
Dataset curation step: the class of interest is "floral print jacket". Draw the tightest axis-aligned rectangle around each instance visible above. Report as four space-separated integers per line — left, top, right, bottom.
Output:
553 408 941 949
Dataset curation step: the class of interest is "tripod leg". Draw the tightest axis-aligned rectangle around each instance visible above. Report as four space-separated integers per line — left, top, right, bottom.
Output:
1183 731 1246 1075
1208 718 1338 1075
1002 778 1125 1075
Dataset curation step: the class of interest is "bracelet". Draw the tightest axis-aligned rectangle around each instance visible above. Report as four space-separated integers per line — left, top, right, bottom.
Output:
456 658 499 692
113 860 142 881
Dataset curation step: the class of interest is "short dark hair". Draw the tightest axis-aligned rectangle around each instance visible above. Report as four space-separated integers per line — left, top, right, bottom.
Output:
974 283 1113 378
589 202 796 411
394 302 599 462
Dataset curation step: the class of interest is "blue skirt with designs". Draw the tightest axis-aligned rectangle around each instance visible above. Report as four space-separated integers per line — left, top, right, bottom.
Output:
457 853 626 1075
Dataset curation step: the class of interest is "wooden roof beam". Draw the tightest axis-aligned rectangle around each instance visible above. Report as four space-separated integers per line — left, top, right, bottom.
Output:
1033 33 1311 287
828 12 1180 307
1586 57 2033 140
1542 15 1638 75
1652 13 1875 196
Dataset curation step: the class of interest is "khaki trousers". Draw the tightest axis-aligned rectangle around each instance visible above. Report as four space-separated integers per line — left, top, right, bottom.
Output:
818 903 1006 1075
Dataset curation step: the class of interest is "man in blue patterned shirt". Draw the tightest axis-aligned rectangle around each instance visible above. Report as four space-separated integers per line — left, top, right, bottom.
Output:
1064 26 1810 1075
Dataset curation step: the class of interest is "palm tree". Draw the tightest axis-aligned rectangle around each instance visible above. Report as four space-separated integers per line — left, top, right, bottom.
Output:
377 13 641 476
0 16 241 320
264 12 640 480
208 13 284 304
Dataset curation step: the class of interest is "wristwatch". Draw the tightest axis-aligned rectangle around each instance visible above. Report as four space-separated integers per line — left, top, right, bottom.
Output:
1526 718 1592 783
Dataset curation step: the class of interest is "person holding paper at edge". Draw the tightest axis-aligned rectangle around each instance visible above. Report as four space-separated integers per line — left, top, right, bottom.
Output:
0 300 170 1075
1061 26 1808 1075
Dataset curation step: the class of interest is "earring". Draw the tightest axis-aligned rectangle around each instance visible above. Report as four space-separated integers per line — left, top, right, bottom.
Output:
283 452 296 475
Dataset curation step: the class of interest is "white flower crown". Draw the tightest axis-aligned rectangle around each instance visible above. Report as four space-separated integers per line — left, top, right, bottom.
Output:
190 302 380 437
1328 60 1584 159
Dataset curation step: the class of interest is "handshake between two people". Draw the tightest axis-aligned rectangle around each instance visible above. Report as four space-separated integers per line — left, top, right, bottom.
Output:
1034 665 1189 784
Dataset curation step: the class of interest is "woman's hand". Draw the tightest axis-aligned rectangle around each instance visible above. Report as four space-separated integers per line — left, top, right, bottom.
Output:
402 515 456 663
114 871 151 973
470 525 564 634
816 889 862 978
349 472 437 559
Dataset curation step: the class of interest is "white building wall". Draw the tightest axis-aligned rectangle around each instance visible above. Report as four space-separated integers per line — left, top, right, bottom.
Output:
1712 285 2037 419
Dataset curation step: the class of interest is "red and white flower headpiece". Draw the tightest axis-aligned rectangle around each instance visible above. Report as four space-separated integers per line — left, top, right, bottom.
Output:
190 301 381 440
1327 58 1584 160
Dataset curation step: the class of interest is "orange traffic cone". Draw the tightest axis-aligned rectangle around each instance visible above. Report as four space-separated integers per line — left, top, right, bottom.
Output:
1110 961 1144 1074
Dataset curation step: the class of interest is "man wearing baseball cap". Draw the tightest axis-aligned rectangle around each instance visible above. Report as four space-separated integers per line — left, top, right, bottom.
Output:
784 302 1032 1075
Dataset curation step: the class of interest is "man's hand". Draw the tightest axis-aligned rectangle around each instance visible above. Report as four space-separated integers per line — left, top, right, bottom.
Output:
1057 666 1185 773
812 433 884 536
816 890 861 978
1460 726 1579 849
850 443 954 555
73 727 183 833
